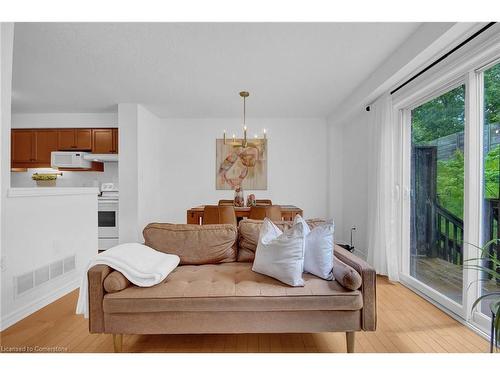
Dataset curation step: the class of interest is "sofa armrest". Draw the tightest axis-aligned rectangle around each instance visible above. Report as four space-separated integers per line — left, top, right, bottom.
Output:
88 264 112 333
334 245 377 331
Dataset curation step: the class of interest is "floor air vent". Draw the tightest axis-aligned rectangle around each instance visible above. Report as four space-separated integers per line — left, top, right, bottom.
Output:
15 255 76 297
16 272 34 295
34 265 50 286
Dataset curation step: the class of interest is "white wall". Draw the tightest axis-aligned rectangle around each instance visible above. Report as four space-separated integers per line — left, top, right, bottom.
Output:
137 106 163 232
11 112 117 128
118 103 139 243
1 24 14 313
334 109 371 256
1 24 99 331
1 190 98 330
134 117 329 229
326 119 344 244
118 104 166 243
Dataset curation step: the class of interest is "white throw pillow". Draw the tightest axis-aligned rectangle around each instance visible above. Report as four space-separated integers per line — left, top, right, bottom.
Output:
252 218 307 287
294 215 335 280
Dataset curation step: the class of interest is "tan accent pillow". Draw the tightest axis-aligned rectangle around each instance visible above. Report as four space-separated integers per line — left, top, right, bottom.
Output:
237 219 326 262
103 271 130 293
143 223 237 265
332 259 362 290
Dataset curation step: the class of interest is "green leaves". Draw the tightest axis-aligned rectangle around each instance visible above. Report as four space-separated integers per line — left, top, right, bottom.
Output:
464 239 500 350
485 64 500 125
436 150 464 219
493 300 500 348
411 85 465 145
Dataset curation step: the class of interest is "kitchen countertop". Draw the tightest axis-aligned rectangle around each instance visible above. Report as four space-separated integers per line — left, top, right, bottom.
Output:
8 187 100 198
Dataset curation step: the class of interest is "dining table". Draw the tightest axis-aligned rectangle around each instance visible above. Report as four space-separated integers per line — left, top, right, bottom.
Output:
186 205 303 224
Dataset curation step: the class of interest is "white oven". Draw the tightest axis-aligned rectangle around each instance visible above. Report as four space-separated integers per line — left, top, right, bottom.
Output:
98 198 119 250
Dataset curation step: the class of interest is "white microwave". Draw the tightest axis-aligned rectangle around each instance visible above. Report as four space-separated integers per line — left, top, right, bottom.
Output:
51 151 92 169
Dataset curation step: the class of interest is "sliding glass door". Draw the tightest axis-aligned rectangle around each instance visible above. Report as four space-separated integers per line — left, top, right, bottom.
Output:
399 44 500 336
410 84 465 305
480 62 500 317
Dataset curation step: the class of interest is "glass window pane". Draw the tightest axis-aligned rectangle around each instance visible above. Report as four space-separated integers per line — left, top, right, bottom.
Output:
410 84 465 304
480 62 500 315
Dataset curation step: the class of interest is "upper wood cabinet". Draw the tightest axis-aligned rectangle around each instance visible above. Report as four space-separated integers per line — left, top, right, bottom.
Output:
92 129 114 154
76 129 92 150
34 130 59 163
113 128 118 153
57 129 92 150
11 129 58 167
11 127 118 169
11 130 35 163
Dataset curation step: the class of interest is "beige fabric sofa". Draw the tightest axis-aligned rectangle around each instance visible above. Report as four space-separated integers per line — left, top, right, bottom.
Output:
87 220 376 352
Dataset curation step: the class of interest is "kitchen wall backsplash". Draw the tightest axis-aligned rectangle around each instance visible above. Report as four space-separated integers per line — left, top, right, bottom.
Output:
11 162 118 188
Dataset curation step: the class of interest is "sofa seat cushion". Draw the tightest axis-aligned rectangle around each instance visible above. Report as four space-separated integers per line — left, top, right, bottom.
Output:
103 262 362 314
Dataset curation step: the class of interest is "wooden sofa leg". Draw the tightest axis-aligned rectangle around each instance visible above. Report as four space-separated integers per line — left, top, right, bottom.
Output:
113 334 123 353
346 332 355 353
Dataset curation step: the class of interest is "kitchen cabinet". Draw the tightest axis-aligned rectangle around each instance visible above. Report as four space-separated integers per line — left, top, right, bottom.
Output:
113 128 118 153
11 129 58 168
92 129 118 154
11 127 118 170
34 130 59 163
58 129 92 150
11 130 34 163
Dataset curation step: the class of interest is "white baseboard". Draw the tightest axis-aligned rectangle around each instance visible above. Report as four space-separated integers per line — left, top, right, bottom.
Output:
0 278 80 331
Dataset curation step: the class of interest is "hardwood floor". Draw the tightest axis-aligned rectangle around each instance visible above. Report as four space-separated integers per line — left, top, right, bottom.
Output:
0 276 489 353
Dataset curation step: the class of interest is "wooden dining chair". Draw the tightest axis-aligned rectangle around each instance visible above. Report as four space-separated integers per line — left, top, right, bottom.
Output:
248 205 282 221
255 199 273 206
203 205 237 225
218 199 234 206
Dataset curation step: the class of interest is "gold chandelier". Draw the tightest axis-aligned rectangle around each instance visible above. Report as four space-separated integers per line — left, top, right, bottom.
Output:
223 91 266 147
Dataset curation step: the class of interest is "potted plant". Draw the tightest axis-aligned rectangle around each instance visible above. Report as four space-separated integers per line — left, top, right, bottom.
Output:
464 239 500 352
32 173 58 187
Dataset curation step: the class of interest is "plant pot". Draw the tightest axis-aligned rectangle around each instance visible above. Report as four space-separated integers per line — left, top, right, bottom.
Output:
36 180 56 187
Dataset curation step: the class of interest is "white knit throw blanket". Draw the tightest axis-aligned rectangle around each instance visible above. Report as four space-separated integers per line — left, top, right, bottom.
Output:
76 243 180 318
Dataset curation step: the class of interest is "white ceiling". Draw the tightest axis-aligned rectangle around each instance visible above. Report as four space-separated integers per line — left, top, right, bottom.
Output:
12 22 422 117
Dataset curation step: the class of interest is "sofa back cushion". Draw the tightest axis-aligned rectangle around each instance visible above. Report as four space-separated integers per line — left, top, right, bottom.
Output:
143 223 237 265
237 219 326 262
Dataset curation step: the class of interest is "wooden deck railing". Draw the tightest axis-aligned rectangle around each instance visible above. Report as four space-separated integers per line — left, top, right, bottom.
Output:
435 204 464 265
